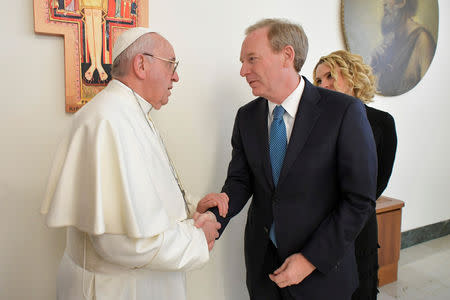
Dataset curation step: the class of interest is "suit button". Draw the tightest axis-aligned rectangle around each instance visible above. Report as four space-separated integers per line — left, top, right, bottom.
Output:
264 226 269 233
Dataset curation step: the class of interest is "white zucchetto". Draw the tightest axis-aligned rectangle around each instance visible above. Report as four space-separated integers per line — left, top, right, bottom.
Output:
112 27 154 62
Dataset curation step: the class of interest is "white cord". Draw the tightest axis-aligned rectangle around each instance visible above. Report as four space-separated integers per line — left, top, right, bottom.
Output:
132 90 191 216
82 232 90 299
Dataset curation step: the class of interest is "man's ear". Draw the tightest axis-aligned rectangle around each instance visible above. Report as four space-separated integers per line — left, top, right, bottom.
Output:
282 45 295 68
133 54 147 80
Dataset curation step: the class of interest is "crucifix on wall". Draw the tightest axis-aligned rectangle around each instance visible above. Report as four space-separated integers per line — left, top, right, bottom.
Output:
34 0 148 113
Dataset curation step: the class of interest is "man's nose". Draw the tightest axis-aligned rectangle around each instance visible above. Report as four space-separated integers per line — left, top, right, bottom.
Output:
240 63 249 77
172 71 179 82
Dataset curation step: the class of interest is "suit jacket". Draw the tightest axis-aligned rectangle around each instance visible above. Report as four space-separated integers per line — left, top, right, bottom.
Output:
365 105 397 199
350 106 397 299
214 78 377 299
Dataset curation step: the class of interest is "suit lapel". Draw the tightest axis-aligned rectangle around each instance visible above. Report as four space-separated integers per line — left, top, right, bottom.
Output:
254 98 274 190
278 78 321 186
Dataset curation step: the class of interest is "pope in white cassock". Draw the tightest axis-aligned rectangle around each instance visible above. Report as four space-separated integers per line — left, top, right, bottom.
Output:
41 27 228 300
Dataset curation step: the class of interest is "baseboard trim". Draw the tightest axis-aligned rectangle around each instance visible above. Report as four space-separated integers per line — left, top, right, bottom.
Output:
401 219 450 249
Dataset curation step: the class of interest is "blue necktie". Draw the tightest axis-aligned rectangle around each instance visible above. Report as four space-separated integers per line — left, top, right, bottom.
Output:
269 105 287 247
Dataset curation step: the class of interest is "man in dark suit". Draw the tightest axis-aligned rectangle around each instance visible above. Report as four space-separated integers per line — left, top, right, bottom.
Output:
202 18 377 300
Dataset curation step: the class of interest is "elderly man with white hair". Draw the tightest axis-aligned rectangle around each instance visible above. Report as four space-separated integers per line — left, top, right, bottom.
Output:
41 27 224 300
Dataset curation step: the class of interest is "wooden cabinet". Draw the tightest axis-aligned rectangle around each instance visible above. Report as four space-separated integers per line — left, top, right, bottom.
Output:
376 196 405 287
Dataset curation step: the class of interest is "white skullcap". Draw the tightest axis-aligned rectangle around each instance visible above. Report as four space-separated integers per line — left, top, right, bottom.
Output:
112 27 153 62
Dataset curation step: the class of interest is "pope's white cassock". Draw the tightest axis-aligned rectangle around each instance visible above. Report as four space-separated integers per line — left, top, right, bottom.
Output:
41 79 208 300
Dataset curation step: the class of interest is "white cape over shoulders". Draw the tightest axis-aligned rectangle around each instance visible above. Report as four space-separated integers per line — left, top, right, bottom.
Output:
42 80 190 238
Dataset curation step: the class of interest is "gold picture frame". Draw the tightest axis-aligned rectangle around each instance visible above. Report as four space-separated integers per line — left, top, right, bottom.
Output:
341 0 438 96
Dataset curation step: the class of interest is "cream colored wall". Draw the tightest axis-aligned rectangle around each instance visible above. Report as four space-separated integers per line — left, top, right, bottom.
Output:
1 1 449 299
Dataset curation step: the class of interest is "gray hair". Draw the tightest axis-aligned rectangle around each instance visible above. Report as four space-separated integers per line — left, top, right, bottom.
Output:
246 18 309 73
111 33 156 78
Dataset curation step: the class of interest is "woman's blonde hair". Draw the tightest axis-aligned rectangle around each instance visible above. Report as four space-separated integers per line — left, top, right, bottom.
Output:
313 50 376 103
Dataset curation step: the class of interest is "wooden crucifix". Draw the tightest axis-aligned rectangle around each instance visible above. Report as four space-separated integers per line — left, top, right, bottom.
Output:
34 0 148 113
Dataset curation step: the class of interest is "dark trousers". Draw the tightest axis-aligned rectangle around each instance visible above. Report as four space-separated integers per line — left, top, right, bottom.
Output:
248 242 295 300
352 212 379 300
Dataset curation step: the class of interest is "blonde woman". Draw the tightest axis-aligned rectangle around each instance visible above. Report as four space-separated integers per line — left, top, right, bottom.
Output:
314 50 397 300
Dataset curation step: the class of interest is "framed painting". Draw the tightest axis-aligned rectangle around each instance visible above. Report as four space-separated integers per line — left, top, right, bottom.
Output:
341 0 438 96
34 0 148 112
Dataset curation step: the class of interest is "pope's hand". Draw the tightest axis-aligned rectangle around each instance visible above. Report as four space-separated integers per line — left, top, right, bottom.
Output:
196 193 229 218
193 212 221 251
268 253 316 288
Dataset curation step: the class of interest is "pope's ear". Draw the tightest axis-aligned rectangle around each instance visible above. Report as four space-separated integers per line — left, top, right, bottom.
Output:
132 54 147 80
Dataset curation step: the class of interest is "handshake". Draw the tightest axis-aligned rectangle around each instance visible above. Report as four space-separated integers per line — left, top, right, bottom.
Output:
193 193 229 251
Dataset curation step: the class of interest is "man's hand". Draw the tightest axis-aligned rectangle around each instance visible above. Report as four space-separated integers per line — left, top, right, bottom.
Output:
268 253 316 288
193 212 221 251
196 193 229 218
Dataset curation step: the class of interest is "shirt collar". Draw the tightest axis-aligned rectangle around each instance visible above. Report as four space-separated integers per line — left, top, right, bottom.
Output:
134 91 153 115
268 76 304 119
112 79 154 114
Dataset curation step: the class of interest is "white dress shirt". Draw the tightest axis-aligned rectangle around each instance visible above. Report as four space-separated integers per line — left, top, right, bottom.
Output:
267 76 305 143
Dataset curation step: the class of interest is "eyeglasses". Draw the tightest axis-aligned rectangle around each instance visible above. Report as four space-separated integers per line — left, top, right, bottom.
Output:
142 53 179 75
